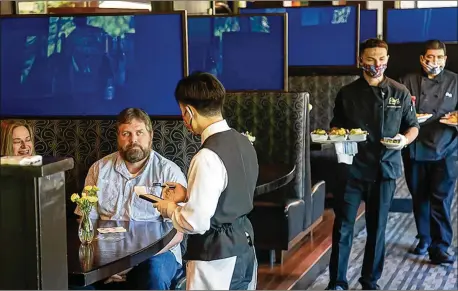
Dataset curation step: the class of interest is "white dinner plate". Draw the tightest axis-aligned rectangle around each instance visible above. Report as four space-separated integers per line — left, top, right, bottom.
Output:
348 134 367 142
440 119 458 127
417 114 433 123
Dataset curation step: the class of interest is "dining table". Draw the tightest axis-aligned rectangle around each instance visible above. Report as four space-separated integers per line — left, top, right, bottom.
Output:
68 162 296 287
255 163 296 196
67 219 177 287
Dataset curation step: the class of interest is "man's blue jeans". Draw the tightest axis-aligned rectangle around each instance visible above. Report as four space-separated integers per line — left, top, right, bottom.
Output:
126 251 182 290
70 251 182 290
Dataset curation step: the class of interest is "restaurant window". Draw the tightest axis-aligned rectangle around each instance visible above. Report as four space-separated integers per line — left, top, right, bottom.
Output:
417 1 457 8
17 1 77 14
97 1 152 10
399 1 458 8
399 1 415 8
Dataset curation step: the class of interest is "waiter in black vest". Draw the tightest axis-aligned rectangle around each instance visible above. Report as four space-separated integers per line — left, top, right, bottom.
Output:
399 40 457 264
153 72 259 290
326 39 419 290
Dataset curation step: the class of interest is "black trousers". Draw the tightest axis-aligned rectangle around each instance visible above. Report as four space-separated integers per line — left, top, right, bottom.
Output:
329 177 396 289
403 157 457 252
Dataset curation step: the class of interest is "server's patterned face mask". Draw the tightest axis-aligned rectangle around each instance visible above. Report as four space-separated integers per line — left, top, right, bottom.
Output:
420 56 444 75
361 63 387 78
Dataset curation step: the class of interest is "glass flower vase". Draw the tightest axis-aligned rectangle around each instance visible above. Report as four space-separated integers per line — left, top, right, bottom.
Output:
79 243 94 272
78 211 94 245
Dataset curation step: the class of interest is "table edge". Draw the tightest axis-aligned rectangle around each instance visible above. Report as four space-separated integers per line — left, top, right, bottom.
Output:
69 228 178 287
255 164 296 196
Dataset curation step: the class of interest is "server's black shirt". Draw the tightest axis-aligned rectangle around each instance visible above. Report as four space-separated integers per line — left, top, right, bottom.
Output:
400 69 458 161
331 76 419 181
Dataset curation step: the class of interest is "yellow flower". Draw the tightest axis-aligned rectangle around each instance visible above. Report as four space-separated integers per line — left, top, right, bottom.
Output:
87 196 98 203
242 131 256 144
71 185 98 206
70 193 80 202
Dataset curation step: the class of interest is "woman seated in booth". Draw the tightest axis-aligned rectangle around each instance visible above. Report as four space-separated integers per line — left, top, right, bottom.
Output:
0 120 35 156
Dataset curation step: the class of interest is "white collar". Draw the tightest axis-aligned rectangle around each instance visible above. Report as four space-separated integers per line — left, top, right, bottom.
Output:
201 120 230 145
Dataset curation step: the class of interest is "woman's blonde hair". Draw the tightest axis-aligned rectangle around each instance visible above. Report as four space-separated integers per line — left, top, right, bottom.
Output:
0 120 36 156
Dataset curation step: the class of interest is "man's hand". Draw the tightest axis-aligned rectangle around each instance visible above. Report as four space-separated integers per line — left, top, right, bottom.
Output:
386 134 408 150
161 182 187 203
153 200 177 219
104 274 126 284
103 268 132 284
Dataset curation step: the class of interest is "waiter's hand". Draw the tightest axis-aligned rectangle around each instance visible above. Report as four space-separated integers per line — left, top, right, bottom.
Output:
388 134 408 150
162 182 187 203
153 200 177 219
444 111 458 119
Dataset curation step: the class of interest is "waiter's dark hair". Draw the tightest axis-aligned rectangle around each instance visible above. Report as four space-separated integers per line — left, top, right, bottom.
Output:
423 40 446 55
174 72 226 116
360 38 388 55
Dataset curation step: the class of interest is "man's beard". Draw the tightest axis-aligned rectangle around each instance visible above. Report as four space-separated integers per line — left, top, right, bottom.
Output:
119 142 151 163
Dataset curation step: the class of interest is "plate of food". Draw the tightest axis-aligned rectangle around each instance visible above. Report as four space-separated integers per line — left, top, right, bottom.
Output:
440 111 458 127
380 137 401 149
348 128 368 142
328 127 348 141
416 113 433 123
311 129 328 142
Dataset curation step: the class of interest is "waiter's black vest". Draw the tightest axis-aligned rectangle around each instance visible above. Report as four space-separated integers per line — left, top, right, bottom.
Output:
184 129 259 261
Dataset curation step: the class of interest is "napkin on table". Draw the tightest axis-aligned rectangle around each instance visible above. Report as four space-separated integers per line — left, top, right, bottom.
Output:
0 155 42 166
97 226 126 234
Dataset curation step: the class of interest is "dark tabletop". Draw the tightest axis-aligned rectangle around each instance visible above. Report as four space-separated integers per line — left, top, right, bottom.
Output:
67 219 177 287
67 163 294 285
255 163 296 196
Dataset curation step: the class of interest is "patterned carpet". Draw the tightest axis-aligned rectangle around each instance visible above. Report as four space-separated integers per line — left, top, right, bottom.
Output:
394 176 410 198
310 195 457 290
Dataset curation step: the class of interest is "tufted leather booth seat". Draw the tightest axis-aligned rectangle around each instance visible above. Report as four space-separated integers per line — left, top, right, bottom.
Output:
224 91 325 263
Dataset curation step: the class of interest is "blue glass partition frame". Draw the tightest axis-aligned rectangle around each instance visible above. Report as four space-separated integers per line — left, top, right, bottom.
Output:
187 13 288 92
384 7 458 44
240 5 361 75
0 11 189 119
360 9 378 42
